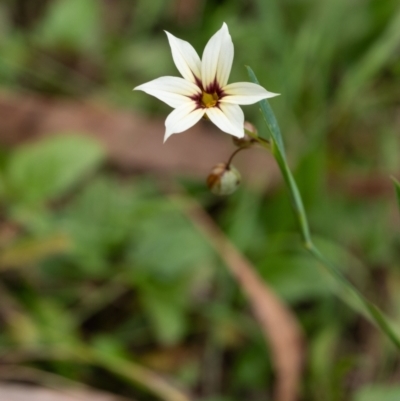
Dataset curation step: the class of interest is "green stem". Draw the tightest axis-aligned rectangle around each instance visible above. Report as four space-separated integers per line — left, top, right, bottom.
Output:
307 243 400 349
272 145 312 247
246 66 400 349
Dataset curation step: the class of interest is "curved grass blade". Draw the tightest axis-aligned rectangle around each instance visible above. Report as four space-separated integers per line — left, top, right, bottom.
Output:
246 65 400 349
246 66 286 155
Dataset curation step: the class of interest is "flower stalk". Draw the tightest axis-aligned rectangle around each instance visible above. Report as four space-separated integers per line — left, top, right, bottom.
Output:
246 66 400 349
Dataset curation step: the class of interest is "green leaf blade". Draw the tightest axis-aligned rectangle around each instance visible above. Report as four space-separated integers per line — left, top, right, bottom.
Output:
7 133 106 205
391 177 400 212
246 65 285 155
247 65 400 350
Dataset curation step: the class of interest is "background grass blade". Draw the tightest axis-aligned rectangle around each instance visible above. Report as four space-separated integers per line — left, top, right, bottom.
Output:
392 177 400 213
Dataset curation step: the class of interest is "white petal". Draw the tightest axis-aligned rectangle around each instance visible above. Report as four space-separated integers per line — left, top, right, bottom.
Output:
165 31 202 83
201 23 234 90
221 82 279 105
206 103 244 138
134 76 200 108
164 101 205 142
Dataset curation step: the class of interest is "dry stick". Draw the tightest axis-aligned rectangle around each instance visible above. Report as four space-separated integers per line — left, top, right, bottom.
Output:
173 194 304 401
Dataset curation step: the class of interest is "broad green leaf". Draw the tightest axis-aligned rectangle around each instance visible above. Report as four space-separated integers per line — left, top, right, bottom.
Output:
59 177 138 275
7 134 105 205
140 284 188 346
130 204 214 279
34 0 101 52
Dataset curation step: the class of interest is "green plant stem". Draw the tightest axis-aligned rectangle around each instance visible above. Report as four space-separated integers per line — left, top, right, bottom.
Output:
392 177 400 209
307 244 400 349
246 66 400 349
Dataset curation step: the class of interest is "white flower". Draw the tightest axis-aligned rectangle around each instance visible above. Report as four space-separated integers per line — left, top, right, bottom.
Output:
134 23 279 142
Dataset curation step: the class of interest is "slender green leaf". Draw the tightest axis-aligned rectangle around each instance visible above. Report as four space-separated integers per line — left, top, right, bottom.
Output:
247 66 400 349
247 66 311 244
246 66 285 154
140 288 187 346
392 177 400 212
337 7 400 108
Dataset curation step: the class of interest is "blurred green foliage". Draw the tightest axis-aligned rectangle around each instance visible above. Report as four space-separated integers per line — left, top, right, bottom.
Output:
0 1 400 400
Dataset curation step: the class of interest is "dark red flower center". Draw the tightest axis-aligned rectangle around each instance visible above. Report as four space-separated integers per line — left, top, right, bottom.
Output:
191 78 225 109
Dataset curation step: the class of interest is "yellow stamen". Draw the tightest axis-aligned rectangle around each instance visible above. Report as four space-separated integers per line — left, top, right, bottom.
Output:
201 92 219 108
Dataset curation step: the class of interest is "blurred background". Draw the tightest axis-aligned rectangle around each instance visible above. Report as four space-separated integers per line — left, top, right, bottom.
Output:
0 0 400 400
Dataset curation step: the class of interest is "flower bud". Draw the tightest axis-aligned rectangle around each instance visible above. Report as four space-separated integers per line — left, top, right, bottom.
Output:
207 163 241 196
232 121 258 148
